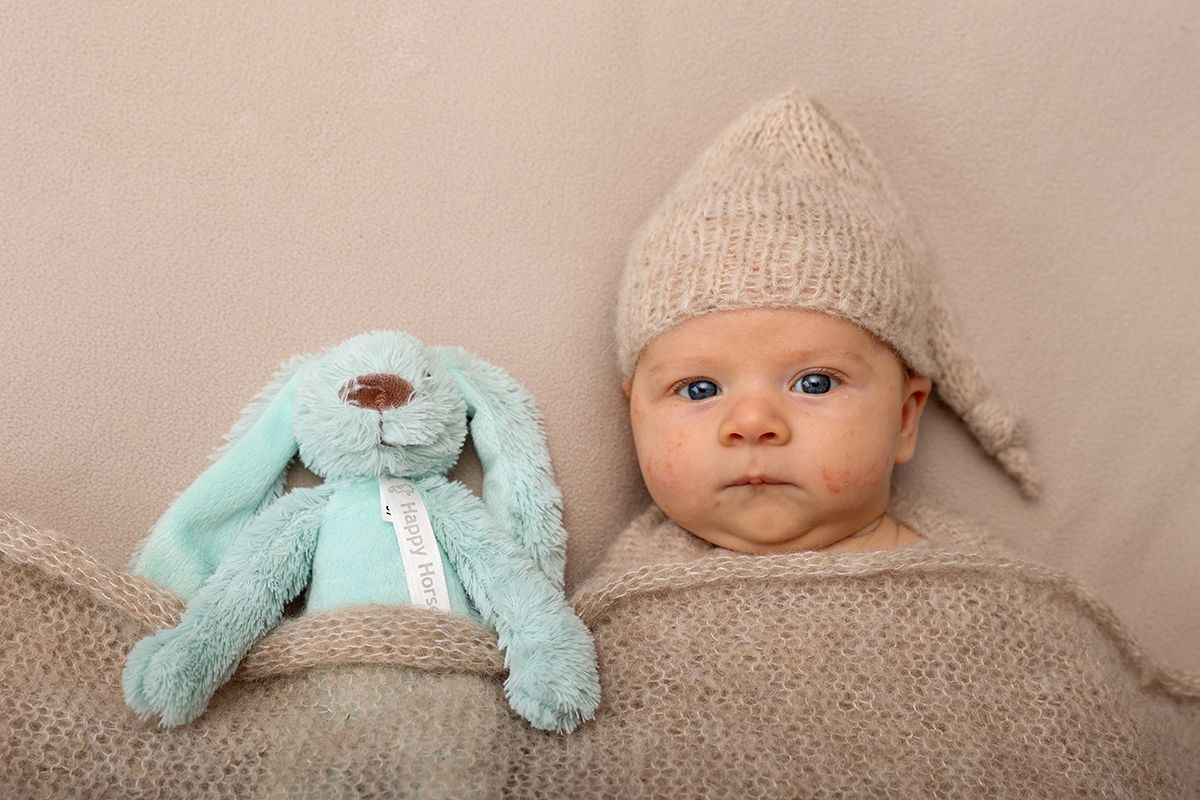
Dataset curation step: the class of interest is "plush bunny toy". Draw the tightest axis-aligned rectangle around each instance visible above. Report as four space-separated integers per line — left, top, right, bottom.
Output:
123 330 600 733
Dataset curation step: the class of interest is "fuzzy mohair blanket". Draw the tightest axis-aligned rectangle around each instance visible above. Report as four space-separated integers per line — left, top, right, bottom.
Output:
2 497 1198 798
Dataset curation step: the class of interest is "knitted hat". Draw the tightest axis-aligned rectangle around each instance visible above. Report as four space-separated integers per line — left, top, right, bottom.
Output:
615 90 1039 498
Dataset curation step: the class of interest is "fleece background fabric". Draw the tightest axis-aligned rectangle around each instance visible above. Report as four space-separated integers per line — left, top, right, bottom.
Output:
2 1 1199 680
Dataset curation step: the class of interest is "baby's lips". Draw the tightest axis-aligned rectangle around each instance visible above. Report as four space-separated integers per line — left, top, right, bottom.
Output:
726 474 790 487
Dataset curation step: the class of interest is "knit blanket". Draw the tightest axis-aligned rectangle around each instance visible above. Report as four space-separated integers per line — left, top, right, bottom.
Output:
2 499 1198 798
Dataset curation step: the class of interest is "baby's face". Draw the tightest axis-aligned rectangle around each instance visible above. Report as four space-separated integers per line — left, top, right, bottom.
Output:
622 308 931 553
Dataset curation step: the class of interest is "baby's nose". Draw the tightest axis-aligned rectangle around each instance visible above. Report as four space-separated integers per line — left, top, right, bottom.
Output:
719 396 791 445
339 373 414 410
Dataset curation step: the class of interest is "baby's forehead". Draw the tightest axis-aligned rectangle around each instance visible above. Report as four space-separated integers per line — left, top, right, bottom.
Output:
646 309 890 362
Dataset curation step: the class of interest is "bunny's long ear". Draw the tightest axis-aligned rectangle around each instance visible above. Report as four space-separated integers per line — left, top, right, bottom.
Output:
428 346 567 590
128 355 311 598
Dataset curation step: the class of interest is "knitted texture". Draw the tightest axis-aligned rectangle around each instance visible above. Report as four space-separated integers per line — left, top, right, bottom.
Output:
3 504 1198 798
615 90 1040 497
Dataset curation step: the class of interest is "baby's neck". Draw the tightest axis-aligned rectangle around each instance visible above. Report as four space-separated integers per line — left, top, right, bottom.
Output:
819 514 923 553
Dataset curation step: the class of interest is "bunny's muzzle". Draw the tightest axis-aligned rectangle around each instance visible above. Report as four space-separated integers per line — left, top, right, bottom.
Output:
338 373 414 410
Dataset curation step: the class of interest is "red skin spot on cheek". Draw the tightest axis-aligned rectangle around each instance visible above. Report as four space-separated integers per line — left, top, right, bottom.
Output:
641 455 656 483
641 454 678 486
821 467 854 495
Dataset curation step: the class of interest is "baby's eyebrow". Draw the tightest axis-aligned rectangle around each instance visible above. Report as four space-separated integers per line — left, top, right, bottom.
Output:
643 349 871 376
641 359 713 377
804 349 871 367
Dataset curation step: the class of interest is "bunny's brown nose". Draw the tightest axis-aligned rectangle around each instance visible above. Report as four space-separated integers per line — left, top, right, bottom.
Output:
339 373 414 410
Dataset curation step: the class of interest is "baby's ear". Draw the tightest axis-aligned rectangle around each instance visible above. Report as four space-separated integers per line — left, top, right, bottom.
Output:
895 375 933 464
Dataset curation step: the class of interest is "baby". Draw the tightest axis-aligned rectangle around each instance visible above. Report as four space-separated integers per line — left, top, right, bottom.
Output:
613 91 1038 556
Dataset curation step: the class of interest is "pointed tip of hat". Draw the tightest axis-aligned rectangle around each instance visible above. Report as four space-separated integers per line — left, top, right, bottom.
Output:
704 89 885 187
762 87 817 109
717 88 821 150
769 88 820 111
748 87 820 113
996 444 1042 500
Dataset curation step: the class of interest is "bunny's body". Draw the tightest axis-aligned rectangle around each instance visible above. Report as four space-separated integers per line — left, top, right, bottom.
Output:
307 477 476 616
123 331 600 733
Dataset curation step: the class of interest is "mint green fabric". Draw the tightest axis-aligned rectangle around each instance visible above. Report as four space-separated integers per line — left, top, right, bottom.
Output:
121 331 600 733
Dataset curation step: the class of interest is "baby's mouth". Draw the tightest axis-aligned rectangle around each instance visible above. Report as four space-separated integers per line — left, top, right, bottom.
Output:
727 475 789 488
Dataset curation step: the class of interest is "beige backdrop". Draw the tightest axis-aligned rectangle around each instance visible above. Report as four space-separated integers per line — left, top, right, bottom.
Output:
2 1 1197 673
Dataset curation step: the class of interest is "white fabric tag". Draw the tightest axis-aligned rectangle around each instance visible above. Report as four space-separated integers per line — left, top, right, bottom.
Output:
379 477 453 613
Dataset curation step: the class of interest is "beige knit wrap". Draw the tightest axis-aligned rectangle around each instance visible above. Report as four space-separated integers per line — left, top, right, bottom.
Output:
615 90 1039 497
3 505 1199 797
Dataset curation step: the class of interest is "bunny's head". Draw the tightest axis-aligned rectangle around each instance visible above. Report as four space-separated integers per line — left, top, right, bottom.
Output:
293 330 467 480
130 330 565 598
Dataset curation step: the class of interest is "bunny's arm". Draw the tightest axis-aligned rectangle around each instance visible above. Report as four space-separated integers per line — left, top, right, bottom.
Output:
123 483 333 727
423 479 600 734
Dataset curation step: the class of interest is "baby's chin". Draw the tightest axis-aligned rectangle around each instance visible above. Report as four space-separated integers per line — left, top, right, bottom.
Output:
678 510 838 554
671 489 895 553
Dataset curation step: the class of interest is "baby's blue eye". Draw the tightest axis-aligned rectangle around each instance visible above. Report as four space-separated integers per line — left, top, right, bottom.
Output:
678 379 720 401
793 373 839 394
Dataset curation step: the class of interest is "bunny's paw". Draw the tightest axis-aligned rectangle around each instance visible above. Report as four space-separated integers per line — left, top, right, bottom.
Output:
122 627 227 727
503 620 601 734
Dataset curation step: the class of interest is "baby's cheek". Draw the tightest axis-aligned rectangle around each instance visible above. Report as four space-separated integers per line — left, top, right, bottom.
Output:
634 420 707 516
640 449 681 490
850 452 895 497
815 429 858 495
641 435 701 501
818 433 893 497
630 400 646 425
820 467 854 495
639 453 659 486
